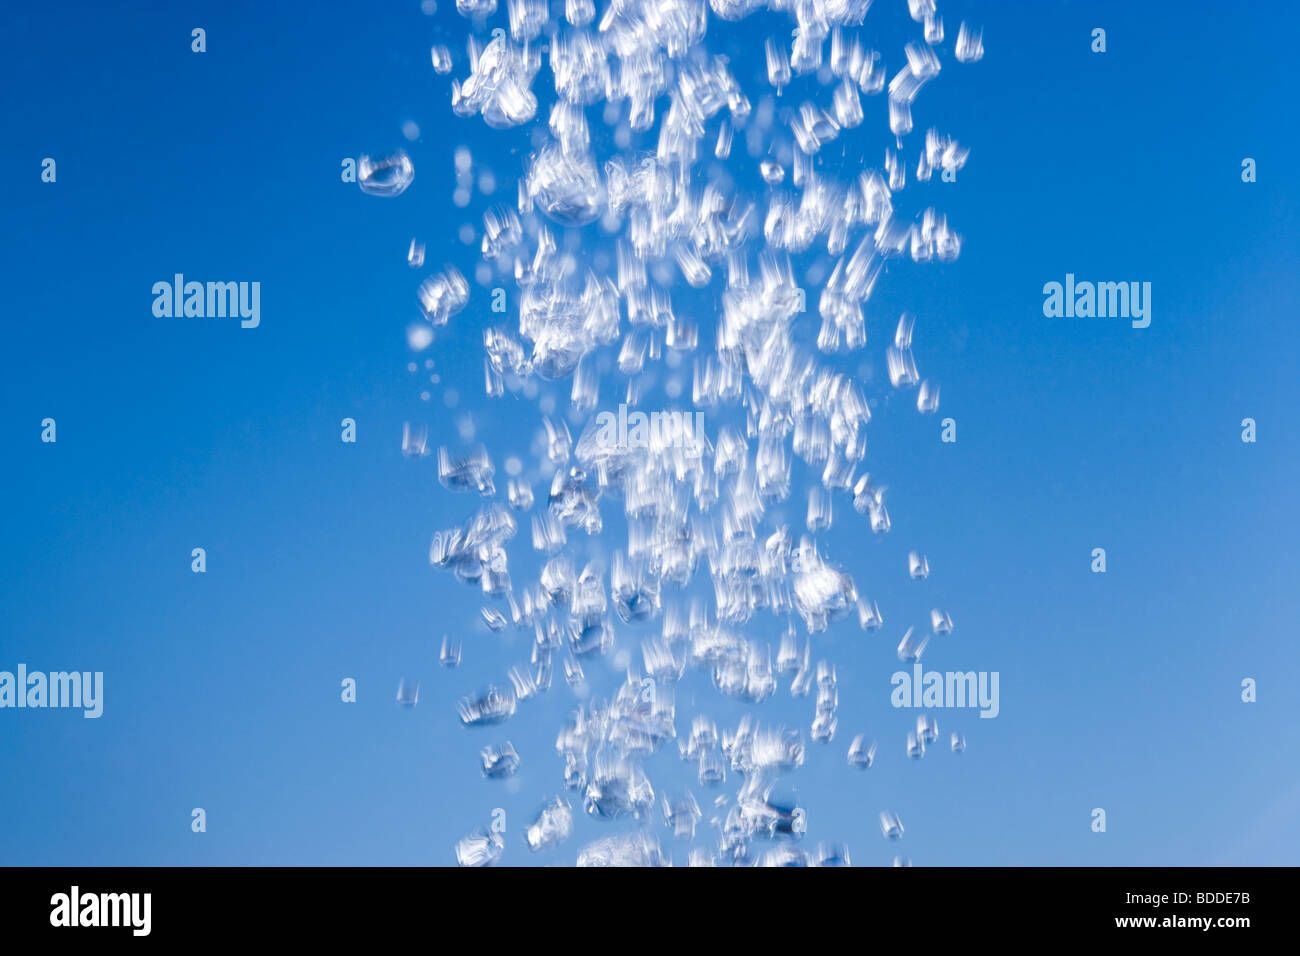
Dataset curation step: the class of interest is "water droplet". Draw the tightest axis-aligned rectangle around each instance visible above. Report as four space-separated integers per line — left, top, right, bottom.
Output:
358 151 414 197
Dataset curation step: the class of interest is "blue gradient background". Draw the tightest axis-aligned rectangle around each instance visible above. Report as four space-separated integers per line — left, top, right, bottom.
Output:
1 0 1297 866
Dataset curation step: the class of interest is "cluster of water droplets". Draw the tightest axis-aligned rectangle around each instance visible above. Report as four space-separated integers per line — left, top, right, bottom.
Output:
365 0 986 866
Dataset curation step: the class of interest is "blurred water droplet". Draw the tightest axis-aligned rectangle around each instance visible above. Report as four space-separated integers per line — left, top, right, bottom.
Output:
955 21 984 64
917 713 939 744
525 797 573 851
396 678 419 708
917 380 940 414
454 828 503 866
880 810 904 840
417 267 469 325
438 444 495 495
407 239 426 268
848 735 877 769
577 832 667 867
906 731 926 758
439 635 462 667
909 551 930 579
507 478 534 510
458 685 517 726
897 626 929 663
481 741 520 777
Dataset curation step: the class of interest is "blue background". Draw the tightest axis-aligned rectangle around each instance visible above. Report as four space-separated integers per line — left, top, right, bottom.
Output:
1 0 1297 866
